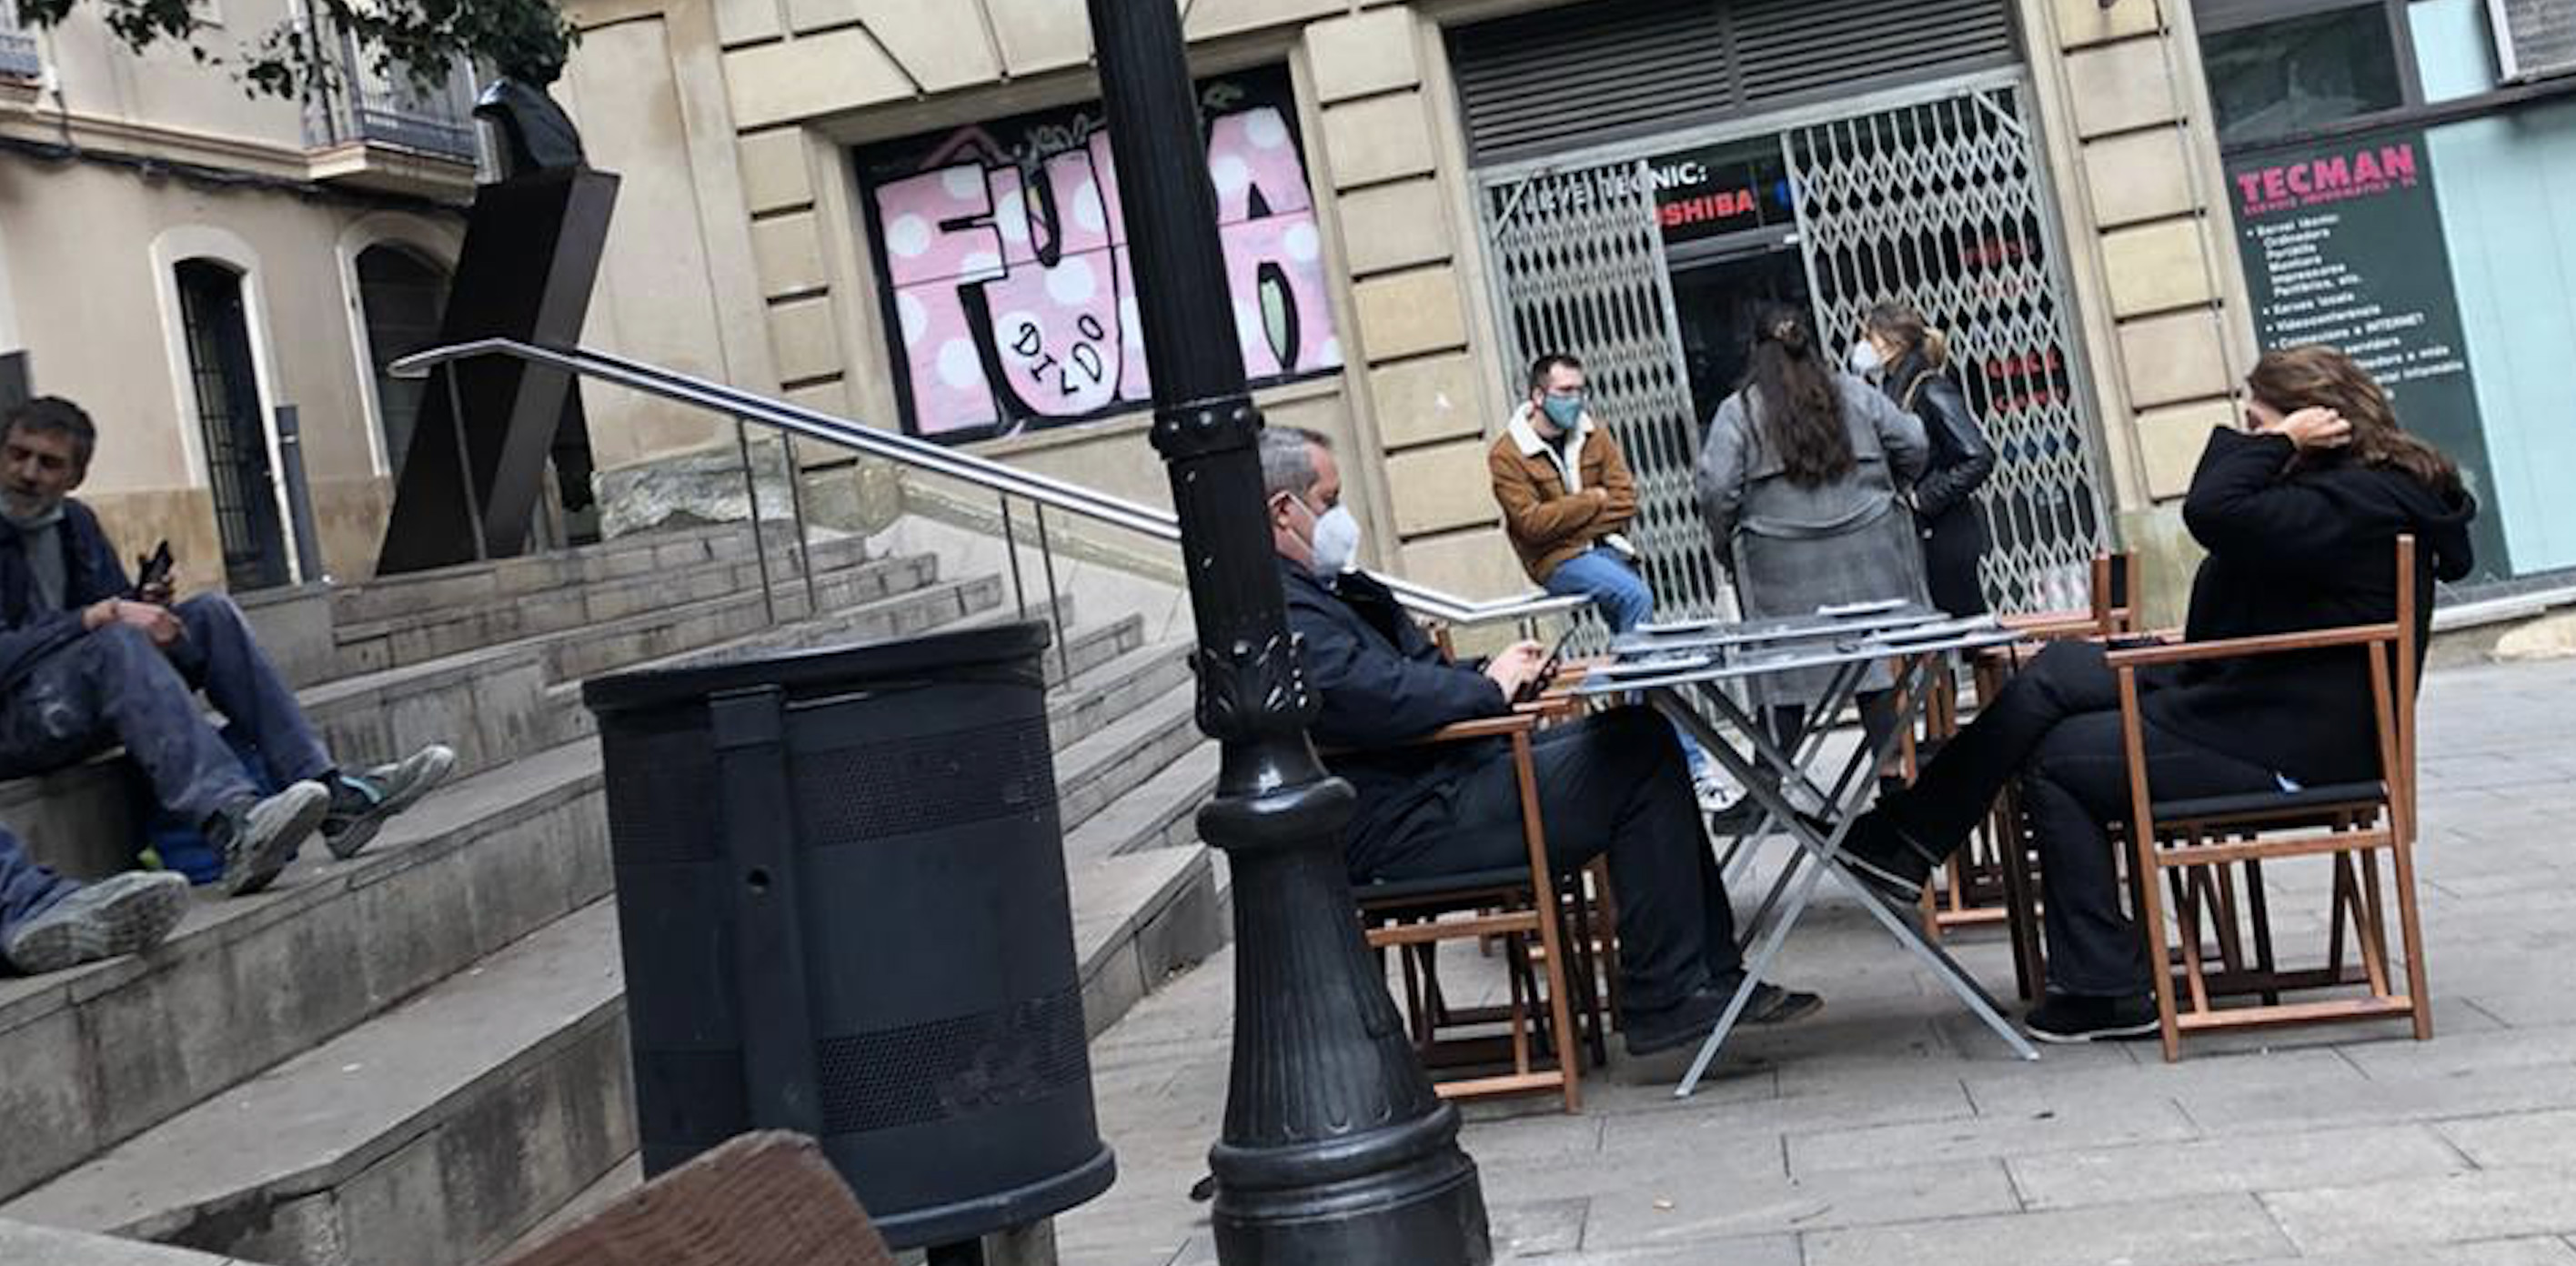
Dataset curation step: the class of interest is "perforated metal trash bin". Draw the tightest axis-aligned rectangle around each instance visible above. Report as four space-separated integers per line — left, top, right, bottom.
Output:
582 621 1115 1249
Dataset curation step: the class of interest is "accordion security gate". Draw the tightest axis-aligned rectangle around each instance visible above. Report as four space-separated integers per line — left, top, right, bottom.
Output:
1477 75 2111 617
1480 161 1736 632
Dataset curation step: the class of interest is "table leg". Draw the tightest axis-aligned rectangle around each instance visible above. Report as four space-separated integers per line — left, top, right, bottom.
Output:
1669 654 2041 1097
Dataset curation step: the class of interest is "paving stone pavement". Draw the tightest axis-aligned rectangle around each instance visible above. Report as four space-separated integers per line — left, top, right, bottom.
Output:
1054 657 2576 1266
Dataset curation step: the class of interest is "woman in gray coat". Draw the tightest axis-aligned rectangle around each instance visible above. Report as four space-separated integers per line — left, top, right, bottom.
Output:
1696 306 1930 743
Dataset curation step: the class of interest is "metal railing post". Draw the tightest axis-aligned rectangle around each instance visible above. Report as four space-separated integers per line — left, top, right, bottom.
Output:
735 418 777 627
999 494 1030 621
783 435 820 618
440 365 490 563
1033 504 1073 685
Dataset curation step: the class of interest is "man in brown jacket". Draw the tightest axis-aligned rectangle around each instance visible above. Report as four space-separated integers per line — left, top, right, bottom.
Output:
1491 354 1728 807
1490 353 1650 629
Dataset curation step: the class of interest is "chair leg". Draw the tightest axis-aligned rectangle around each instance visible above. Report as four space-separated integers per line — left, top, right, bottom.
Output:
2389 828 2437 1041
2356 846 2394 999
2244 857 2279 1006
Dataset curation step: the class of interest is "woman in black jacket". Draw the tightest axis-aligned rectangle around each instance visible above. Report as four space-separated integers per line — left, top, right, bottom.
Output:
1840 345 2478 1042
1859 302 1996 615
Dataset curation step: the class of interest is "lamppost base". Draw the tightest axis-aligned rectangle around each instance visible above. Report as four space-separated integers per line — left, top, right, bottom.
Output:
1212 1143 1490 1266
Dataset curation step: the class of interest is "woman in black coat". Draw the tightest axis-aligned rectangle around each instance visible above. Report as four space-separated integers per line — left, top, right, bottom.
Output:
1841 345 2478 1042
1858 302 1996 615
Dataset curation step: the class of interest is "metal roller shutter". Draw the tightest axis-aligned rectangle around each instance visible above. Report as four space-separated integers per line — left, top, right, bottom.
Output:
1449 0 2019 164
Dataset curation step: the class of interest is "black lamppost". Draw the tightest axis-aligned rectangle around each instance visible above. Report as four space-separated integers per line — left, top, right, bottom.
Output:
1082 3 1492 1263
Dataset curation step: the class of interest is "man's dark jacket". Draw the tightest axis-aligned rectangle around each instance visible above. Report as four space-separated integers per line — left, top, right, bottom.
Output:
0 498 130 688
2150 427 2476 786
1277 558 1510 869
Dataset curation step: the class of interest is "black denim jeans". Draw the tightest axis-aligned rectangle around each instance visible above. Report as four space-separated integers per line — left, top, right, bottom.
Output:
1353 706 1737 1015
1880 641 2277 995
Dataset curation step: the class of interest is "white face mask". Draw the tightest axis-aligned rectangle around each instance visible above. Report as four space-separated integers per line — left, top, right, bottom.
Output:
1309 504 1362 575
1846 340 1885 377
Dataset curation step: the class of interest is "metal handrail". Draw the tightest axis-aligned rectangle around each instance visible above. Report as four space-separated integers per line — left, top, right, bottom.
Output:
390 337 1587 629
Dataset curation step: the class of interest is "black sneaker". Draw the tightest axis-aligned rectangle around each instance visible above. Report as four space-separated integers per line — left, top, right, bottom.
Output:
322 744 457 861
1624 975 1824 1057
2 871 191 974
2024 992 2161 1044
1839 810 1937 900
206 781 330 897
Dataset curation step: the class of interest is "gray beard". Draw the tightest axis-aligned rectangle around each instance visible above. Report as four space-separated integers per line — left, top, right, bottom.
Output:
1 496 65 530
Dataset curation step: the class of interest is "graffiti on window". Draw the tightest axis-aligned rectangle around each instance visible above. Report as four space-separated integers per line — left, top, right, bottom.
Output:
859 68 1343 442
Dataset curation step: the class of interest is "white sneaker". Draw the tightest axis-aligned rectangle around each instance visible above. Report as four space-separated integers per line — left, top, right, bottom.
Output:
1693 770 1735 813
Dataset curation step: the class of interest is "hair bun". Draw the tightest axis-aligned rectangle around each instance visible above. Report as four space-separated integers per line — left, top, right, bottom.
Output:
1768 319 1809 354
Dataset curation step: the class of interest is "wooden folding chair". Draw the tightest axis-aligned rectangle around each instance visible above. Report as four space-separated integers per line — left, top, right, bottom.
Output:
1920 553 2139 999
2104 536 2431 1060
1354 708 1588 1111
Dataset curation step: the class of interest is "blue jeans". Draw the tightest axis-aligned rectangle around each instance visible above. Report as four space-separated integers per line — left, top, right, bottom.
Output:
1545 547 1715 782
0 596 329 824
0 825 77 942
164 596 333 791
1545 546 1655 633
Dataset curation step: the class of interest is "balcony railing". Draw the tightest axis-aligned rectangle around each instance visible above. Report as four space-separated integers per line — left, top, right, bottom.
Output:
1 9 42 84
301 19 478 163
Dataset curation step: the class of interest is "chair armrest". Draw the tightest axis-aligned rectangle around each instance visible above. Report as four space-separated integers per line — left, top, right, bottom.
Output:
2104 622 2400 669
1421 713 1543 743
1998 609 2103 639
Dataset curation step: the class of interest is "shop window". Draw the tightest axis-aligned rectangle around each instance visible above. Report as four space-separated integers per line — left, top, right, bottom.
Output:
2204 5 2409 146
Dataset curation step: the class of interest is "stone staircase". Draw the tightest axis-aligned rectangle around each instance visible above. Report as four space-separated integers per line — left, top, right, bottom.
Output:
0 521 1223 1266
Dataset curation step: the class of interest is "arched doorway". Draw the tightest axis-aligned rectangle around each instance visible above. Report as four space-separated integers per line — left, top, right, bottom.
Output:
175 258 289 591
354 243 452 481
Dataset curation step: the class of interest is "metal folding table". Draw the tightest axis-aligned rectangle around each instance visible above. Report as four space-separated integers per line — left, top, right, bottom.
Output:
1580 608 2043 1097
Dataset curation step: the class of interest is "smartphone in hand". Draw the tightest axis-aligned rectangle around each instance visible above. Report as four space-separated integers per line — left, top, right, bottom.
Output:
132 539 175 600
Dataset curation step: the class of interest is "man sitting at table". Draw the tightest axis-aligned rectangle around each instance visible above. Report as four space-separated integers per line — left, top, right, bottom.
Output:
1261 425 1819 1056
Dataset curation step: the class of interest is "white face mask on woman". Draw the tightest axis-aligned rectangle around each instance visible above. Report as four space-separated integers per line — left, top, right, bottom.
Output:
1846 339 1886 377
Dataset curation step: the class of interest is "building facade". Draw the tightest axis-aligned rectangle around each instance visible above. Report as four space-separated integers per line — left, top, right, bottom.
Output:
547 0 2299 620
0 0 477 587
9 0 2567 615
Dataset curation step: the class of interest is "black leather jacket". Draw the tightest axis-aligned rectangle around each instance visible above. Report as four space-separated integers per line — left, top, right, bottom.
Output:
1887 354 1995 521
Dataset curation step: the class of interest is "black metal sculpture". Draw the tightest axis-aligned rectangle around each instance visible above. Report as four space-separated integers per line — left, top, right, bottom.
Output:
377 47 614 574
1082 4 1493 1263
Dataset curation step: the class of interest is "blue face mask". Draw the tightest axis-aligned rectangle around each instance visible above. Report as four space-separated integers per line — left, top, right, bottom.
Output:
1540 394 1585 432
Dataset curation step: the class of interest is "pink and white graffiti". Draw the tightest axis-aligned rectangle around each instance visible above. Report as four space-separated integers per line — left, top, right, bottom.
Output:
875 106 1343 438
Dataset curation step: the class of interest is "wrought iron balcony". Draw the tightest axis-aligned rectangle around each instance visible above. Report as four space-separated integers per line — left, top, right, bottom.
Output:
302 19 479 189
1 7 43 91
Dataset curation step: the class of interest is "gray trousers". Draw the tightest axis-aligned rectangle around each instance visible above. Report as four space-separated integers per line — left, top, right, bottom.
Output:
0 596 331 824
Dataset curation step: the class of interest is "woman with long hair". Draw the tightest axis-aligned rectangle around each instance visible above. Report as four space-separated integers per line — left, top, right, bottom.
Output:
1696 304 1930 755
1842 344 2478 1043
1857 301 1996 616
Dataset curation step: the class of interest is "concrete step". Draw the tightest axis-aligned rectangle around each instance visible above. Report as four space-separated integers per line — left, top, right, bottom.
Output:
535 561 976 684
5 848 1228 1266
332 534 884 677
4 901 631 1266
1045 638 1194 751
0 741 609 1204
1053 678 1209 837
330 522 811 628
1064 741 1218 865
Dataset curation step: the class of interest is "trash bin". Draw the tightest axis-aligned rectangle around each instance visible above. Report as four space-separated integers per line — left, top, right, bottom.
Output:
582 621 1115 1250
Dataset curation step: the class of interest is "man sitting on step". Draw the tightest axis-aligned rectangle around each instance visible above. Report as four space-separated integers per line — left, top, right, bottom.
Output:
0 820 188 974
0 396 455 896
1261 425 1821 1058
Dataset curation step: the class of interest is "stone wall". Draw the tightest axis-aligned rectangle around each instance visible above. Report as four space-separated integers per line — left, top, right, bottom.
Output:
2019 0 2257 620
